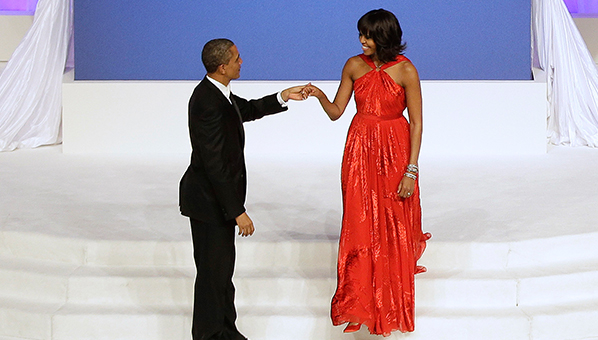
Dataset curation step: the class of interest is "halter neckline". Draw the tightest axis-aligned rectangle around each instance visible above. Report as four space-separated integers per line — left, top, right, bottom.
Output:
359 54 406 71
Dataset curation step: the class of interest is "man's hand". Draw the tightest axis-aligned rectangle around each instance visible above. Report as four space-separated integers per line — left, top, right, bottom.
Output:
281 85 309 101
235 212 255 237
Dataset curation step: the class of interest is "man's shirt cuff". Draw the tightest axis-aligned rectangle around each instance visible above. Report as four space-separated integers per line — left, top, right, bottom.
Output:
277 91 288 107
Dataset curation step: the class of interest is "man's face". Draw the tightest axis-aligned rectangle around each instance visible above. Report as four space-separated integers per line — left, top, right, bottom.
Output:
222 45 242 80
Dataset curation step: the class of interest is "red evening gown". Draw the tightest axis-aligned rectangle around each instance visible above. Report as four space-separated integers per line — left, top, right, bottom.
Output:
331 54 431 335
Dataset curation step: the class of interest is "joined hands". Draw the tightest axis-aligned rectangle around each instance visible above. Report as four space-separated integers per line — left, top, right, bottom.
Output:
281 83 323 102
301 83 323 99
282 85 309 101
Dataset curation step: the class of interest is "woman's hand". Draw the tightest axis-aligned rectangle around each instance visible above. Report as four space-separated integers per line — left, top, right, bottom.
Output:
282 85 309 101
301 83 324 99
397 176 415 199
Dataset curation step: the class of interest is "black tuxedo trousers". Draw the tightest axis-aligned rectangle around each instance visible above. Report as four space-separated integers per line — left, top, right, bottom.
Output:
190 218 245 340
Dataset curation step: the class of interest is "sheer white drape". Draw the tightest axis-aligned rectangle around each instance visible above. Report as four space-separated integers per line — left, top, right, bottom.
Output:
533 0 598 146
0 0 71 151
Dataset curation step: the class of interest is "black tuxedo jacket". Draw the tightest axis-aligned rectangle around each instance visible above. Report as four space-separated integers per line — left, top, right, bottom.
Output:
179 77 287 223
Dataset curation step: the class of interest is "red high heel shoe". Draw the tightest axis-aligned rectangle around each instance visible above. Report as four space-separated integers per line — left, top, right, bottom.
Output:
343 322 361 333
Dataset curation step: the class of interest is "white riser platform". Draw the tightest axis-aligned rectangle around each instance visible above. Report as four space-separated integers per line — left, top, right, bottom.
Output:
5 231 598 272
4 307 598 340
2 231 598 340
3 146 598 339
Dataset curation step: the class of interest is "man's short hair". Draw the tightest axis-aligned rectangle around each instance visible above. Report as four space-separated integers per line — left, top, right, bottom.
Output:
202 38 235 74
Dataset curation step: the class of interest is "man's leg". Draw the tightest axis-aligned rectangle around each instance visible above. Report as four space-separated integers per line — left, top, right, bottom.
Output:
190 218 246 340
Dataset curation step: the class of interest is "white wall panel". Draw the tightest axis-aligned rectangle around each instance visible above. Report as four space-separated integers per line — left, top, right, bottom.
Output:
0 15 33 61
63 80 547 159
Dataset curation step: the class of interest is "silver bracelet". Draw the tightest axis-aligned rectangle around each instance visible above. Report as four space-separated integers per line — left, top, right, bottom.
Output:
404 172 417 180
406 164 419 174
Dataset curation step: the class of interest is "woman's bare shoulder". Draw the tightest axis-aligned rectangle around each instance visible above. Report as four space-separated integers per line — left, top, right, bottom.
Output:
343 55 371 79
344 55 365 69
397 59 419 77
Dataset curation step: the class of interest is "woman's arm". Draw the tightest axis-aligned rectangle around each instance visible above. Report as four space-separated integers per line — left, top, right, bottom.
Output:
397 61 423 198
403 62 423 165
306 58 357 121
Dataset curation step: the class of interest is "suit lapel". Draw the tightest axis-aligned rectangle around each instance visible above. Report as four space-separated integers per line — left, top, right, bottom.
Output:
203 77 233 108
202 77 245 143
230 95 243 122
230 95 245 142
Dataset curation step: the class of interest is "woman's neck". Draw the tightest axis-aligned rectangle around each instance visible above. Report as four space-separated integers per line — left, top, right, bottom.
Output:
370 54 383 70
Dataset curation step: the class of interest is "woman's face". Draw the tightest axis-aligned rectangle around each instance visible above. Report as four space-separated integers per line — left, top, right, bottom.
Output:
359 33 376 57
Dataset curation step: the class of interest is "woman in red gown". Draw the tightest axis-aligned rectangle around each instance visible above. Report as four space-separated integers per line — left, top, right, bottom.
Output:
304 9 431 336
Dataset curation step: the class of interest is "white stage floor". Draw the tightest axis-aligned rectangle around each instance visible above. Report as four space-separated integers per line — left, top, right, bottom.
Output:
2 145 598 340
2 145 597 244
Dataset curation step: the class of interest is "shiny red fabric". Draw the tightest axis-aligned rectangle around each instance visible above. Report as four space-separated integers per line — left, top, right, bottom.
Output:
331 54 431 336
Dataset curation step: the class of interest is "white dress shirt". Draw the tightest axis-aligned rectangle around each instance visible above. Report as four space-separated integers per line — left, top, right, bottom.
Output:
206 75 287 107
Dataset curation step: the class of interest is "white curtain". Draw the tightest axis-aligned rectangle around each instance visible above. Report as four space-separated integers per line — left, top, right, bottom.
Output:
0 0 72 151
533 0 598 146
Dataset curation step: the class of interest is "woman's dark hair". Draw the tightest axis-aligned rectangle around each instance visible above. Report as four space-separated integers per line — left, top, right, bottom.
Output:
357 9 406 63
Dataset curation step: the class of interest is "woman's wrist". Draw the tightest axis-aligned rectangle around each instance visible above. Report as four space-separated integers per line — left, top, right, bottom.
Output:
403 163 418 180
406 163 418 174
404 172 417 180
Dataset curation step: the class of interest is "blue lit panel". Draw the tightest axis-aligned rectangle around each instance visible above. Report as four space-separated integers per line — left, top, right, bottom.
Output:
74 0 532 80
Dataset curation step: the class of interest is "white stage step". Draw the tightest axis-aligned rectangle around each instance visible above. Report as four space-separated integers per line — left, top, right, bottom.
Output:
2 231 598 339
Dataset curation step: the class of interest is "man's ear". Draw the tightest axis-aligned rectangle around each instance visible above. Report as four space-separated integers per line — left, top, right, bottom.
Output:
217 64 226 75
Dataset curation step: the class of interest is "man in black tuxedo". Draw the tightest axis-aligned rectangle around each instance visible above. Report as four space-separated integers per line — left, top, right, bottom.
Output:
179 38 306 340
